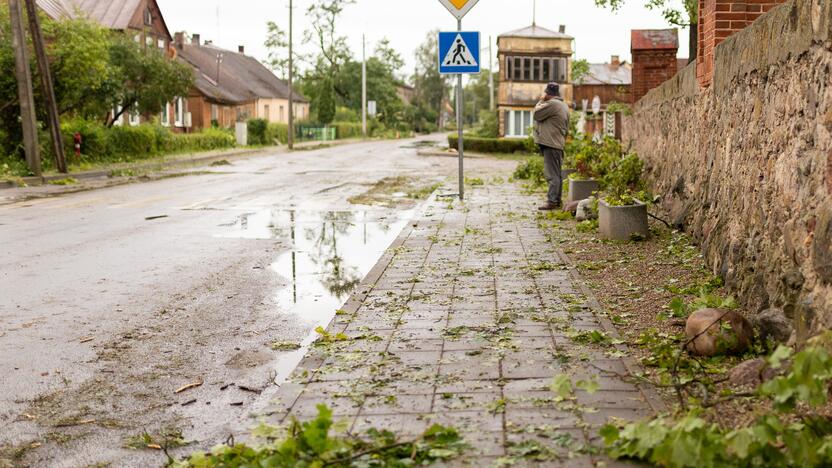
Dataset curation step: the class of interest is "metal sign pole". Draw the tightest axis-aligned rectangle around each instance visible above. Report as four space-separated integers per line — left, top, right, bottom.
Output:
456 18 464 201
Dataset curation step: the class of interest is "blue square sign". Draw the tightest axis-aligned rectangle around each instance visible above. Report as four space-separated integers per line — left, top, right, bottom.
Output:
439 31 481 75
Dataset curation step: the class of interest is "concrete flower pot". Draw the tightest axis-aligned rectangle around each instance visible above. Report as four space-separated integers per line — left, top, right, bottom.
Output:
599 200 649 241
567 179 599 202
561 168 576 180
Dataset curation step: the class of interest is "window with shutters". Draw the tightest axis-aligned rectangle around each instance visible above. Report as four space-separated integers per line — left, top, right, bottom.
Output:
504 56 569 83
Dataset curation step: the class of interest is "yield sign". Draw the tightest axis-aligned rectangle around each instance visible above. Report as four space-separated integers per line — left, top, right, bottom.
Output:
438 0 480 19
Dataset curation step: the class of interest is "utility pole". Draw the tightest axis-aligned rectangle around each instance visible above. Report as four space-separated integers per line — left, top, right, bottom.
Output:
9 0 41 176
23 0 66 173
361 34 367 139
287 0 294 150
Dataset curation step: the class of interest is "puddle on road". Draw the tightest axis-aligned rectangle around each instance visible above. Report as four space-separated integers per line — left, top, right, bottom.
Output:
217 208 414 384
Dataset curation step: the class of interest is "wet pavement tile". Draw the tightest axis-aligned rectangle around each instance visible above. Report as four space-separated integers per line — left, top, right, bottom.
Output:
275 182 661 463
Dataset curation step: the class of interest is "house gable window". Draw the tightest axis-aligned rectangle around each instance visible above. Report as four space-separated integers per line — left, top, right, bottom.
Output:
505 56 568 83
144 8 153 26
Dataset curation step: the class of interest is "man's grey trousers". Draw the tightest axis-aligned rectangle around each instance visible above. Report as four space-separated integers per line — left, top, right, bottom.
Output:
539 145 564 205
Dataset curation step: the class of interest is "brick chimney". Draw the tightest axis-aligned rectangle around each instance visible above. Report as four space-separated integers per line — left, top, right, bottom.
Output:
174 31 185 49
611 55 621 67
631 29 679 103
192 33 200 46
238 45 245 54
558 25 566 34
696 0 787 88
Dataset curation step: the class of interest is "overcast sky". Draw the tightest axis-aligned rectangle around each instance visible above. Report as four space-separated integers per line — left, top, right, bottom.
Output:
156 0 690 81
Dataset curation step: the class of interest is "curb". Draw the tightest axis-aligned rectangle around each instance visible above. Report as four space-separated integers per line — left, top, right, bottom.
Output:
0 147 268 190
556 248 669 415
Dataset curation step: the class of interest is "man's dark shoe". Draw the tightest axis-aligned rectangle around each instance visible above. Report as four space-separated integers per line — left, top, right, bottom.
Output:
537 202 561 211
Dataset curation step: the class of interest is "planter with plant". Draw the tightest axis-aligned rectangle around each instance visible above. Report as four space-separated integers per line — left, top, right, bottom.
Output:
598 153 651 241
566 136 622 202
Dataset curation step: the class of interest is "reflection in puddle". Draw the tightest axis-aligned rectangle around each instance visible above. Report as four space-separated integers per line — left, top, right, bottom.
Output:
218 208 414 384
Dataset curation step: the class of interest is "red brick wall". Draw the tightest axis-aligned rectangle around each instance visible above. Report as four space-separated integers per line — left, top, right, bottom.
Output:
697 0 788 87
632 49 679 103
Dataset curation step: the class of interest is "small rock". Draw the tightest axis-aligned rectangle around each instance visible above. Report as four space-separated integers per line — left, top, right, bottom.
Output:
685 308 754 357
750 308 793 344
575 197 597 221
728 358 778 388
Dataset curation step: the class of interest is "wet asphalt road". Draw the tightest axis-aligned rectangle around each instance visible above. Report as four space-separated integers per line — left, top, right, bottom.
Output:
0 136 497 467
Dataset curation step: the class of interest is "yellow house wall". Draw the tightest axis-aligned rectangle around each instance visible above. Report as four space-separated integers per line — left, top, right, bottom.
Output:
256 99 311 124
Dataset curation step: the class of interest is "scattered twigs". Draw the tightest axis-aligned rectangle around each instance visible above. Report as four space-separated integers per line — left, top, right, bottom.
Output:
174 379 204 394
648 212 672 229
323 440 416 466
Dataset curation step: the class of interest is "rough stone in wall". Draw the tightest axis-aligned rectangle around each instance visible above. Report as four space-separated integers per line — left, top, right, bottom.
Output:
623 0 832 341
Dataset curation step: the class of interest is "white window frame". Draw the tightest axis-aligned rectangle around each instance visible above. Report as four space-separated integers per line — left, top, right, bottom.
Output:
160 102 170 127
504 110 533 138
157 38 166 50
174 97 185 127
112 105 123 126
128 103 140 127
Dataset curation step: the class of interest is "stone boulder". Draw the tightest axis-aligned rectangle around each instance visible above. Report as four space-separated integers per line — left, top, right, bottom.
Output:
575 197 597 221
749 308 794 345
728 358 779 388
564 200 581 214
685 308 754 357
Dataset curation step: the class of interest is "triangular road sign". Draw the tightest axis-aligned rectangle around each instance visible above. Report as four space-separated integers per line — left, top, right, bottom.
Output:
438 0 480 20
441 34 478 67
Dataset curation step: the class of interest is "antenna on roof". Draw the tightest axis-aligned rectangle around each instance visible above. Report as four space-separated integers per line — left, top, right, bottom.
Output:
215 1 221 45
532 0 536 26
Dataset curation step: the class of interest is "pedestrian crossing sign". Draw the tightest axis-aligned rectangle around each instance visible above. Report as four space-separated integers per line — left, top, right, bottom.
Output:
438 31 481 75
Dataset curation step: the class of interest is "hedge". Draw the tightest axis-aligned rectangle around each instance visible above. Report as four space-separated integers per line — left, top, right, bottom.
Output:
447 135 528 154
332 121 362 139
57 119 235 163
248 119 289 145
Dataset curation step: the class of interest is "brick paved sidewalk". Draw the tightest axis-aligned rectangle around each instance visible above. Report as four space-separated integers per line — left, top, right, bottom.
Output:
266 180 664 466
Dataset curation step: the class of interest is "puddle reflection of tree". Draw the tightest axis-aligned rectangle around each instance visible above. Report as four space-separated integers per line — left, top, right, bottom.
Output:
303 212 363 300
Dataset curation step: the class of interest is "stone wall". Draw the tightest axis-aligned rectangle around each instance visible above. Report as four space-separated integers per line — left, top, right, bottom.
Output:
623 0 832 341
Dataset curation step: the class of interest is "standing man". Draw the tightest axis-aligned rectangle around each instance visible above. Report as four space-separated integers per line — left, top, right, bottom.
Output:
533 82 570 211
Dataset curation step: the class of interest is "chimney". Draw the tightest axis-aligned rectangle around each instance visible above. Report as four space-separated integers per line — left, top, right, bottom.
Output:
174 32 185 49
192 33 200 46
238 45 245 54
558 25 566 34
611 55 620 67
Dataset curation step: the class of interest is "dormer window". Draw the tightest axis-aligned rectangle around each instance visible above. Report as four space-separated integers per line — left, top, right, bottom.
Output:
144 8 153 26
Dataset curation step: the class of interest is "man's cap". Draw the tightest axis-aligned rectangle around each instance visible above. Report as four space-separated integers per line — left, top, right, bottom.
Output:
545 82 560 97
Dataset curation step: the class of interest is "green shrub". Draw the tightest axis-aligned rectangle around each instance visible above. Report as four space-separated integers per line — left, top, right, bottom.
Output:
106 125 159 158
474 110 498 138
52 119 235 164
513 157 545 187
163 128 235 153
265 123 289 145
61 118 111 159
247 118 268 145
332 121 362 139
447 135 527 154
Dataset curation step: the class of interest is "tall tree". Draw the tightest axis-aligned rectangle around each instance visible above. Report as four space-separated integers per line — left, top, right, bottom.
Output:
106 38 193 126
593 0 698 61
264 21 291 79
301 0 354 122
412 30 448 129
